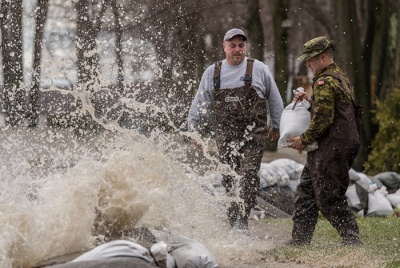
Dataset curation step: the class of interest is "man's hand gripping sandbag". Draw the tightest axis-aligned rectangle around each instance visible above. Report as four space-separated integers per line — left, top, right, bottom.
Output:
278 87 318 151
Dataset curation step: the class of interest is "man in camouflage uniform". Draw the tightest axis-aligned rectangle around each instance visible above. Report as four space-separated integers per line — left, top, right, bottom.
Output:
287 36 363 246
187 29 283 231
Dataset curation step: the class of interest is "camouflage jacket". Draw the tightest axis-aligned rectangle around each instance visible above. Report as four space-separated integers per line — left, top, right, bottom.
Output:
301 63 354 145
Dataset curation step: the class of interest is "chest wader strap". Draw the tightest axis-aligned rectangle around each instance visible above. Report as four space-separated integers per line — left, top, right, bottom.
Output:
213 58 255 90
244 58 254 87
213 61 222 90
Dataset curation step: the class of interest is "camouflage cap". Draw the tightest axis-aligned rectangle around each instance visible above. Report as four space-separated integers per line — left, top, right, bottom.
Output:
298 36 336 61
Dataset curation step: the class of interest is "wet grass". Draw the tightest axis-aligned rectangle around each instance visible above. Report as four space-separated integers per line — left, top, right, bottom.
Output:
261 211 400 268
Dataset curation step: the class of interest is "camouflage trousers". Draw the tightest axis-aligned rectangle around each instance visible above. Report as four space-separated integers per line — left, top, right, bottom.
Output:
291 139 361 244
216 131 264 228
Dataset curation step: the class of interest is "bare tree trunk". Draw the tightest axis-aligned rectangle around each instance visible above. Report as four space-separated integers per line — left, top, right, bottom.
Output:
1 0 25 126
28 0 49 127
75 0 100 91
175 12 203 128
140 0 182 127
111 0 125 95
376 0 400 99
270 0 290 103
392 1 400 87
74 0 107 134
246 0 264 61
334 0 371 169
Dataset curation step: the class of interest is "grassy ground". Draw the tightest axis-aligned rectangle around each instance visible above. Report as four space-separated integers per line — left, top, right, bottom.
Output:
261 211 400 268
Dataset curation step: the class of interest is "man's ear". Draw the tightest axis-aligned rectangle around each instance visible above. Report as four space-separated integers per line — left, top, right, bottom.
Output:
319 54 323 62
320 53 326 62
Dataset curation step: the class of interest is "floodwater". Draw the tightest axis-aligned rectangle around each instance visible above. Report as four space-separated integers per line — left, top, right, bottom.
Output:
0 122 295 268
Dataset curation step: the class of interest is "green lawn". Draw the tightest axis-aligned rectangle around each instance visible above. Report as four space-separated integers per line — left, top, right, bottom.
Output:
261 211 400 268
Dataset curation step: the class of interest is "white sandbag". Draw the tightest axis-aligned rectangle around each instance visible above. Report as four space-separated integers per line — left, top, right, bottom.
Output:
258 163 289 188
269 164 290 186
386 189 400 209
72 240 155 264
258 163 277 188
277 98 318 152
170 234 218 268
348 168 361 181
287 178 300 192
151 241 176 268
269 158 304 181
345 184 362 209
367 186 393 217
355 172 378 192
374 172 400 191
148 230 177 268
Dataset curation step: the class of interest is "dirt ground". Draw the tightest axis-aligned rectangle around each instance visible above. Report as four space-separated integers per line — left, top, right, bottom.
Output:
218 220 310 268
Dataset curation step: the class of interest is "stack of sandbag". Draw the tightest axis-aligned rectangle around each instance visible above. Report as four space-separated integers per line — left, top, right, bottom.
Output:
347 170 400 217
346 168 364 213
52 232 218 268
374 172 400 194
52 240 171 268
257 159 304 215
169 234 218 268
351 171 379 214
268 158 304 191
367 186 393 216
348 168 361 182
354 171 380 192
277 88 318 152
257 161 400 217
258 162 290 189
386 189 400 209
374 172 400 210
345 184 363 212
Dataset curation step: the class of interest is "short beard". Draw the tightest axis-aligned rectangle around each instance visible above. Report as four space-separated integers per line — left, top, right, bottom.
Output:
233 55 243 64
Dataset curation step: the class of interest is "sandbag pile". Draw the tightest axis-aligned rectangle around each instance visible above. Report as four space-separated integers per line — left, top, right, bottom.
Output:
51 233 218 268
258 158 303 191
256 160 400 218
169 235 218 268
257 159 304 215
348 170 400 216
192 159 399 219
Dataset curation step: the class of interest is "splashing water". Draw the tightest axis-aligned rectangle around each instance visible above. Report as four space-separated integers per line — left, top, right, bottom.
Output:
0 106 282 268
0 2 293 267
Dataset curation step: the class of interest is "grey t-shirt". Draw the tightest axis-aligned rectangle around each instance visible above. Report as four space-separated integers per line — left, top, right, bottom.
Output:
187 57 284 131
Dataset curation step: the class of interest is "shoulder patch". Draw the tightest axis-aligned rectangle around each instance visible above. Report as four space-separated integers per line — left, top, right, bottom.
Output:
317 80 325 85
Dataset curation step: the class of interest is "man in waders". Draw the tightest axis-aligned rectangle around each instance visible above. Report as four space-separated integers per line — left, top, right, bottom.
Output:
287 36 363 246
187 28 284 231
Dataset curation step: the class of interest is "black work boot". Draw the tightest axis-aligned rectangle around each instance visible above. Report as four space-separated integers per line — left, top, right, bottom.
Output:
337 220 363 247
227 202 249 234
285 223 315 246
338 228 363 247
227 202 239 227
227 202 241 227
